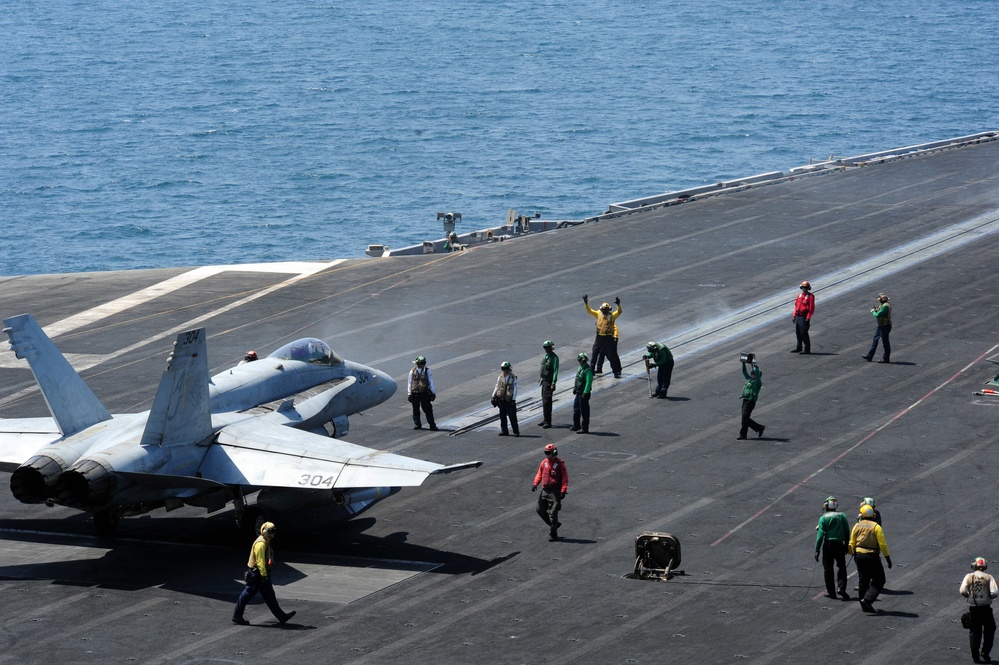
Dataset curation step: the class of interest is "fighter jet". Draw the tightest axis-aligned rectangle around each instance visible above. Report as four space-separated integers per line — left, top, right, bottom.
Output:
0 314 481 536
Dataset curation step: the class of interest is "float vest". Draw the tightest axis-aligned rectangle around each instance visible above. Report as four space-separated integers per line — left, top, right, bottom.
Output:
411 367 430 393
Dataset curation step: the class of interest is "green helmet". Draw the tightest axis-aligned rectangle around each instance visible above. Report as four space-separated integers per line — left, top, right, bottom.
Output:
577 352 588 361
414 355 426 364
500 361 512 370
543 340 554 349
646 341 657 352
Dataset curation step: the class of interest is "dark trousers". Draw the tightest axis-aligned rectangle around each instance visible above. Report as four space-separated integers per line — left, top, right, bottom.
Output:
969 606 996 659
822 540 848 595
656 359 674 397
498 400 519 435
794 316 810 353
867 323 891 361
541 382 554 425
573 393 590 431
536 489 562 535
234 568 286 620
411 393 436 428
855 552 886 604
591 336 621 375
740 399 763 438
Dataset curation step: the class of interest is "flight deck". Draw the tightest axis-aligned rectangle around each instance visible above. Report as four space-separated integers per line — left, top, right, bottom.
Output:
2 135 999 664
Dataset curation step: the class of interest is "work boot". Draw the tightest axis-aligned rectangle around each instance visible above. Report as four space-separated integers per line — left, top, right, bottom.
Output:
413 424 423 430
429 425 439 431
862 355 873 362
232 616 249 625
279 610 297 625
758 426 766 439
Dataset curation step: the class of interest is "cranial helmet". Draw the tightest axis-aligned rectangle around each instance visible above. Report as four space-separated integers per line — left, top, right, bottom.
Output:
800 281 811 290
543 340 554 349
859 505 876 520
647 341 657 352
245 350 258 360
824 496 838 511
973 557 989 571
501 361 512 370
862 497 876 508
600 302 612 312
414 355 427 364
577 352 588 361
544 443 557 454
260 521 276 535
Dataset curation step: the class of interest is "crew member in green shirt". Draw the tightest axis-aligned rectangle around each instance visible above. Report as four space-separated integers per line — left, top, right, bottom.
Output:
862 293 892 363
737 359 765 440
815 496 851 600
644 341 674 399
538 340 559 429
571 353 593 434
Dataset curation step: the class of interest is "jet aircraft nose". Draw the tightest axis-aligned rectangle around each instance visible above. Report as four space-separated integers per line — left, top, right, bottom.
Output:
373 368 397 400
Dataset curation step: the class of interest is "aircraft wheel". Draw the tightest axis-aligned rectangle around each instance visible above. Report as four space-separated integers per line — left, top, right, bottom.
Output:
93 509 121 537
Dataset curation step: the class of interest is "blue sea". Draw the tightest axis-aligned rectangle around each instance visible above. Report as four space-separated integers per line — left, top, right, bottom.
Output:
2 0 997 276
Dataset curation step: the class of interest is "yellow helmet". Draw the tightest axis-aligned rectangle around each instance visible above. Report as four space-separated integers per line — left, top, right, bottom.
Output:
260 521 277 535
858 505 875 520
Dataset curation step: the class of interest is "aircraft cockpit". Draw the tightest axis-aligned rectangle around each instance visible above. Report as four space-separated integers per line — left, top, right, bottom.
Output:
270 338 343 365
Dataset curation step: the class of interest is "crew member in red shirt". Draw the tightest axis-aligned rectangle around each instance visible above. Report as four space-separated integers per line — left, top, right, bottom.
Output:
532 444 569 542
792 281 815 354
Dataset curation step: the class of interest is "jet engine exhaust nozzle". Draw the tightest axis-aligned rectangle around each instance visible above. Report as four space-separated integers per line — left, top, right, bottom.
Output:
10 454 66 504
54 459 117 509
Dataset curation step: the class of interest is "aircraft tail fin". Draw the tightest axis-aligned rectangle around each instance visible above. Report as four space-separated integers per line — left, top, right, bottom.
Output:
140 328 214 447
2 314 112 437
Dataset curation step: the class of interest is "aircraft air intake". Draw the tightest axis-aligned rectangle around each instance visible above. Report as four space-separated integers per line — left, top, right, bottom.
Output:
10 454 66 504
53 459 117 509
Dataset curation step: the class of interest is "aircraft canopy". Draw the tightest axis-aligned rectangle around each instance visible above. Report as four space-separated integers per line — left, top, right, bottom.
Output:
270 338 343 366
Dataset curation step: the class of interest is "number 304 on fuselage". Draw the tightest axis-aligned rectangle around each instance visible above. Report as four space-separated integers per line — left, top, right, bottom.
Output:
0 314 481 536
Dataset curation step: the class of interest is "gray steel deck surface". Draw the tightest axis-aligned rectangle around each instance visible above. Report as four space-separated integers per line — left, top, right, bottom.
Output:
2 139 999 664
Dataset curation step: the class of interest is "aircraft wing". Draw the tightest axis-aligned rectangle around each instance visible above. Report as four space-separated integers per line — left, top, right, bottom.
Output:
199 420 481 489
0 417 61 472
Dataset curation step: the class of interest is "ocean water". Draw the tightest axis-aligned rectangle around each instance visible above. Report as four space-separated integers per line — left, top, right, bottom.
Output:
1 0 997 276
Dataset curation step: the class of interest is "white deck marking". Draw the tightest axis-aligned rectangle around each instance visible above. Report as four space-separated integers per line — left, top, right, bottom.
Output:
0 261 344 372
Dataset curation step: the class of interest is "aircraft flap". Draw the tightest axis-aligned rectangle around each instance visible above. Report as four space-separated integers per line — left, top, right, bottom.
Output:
200 420 464 488
2 314 112 437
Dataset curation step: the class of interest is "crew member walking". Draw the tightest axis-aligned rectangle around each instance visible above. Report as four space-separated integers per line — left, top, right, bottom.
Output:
538 341 559 429
232 522 296 625
492 361 519 436
815 496 850 600
644 341 674 399
572 352 593 433
859 497 882 525
583 295 623 378
849 504 892 613
792 281 815 354
408 356 438 431
862 293 892 363
737 358 765 440
532 443 568 541
961 557 998 663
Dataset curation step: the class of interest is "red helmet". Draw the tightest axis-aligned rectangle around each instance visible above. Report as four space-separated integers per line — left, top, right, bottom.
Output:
800 281 811 290
544 444 557 454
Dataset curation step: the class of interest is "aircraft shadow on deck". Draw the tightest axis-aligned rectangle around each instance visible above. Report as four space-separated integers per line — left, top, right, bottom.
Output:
0 513 506 599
